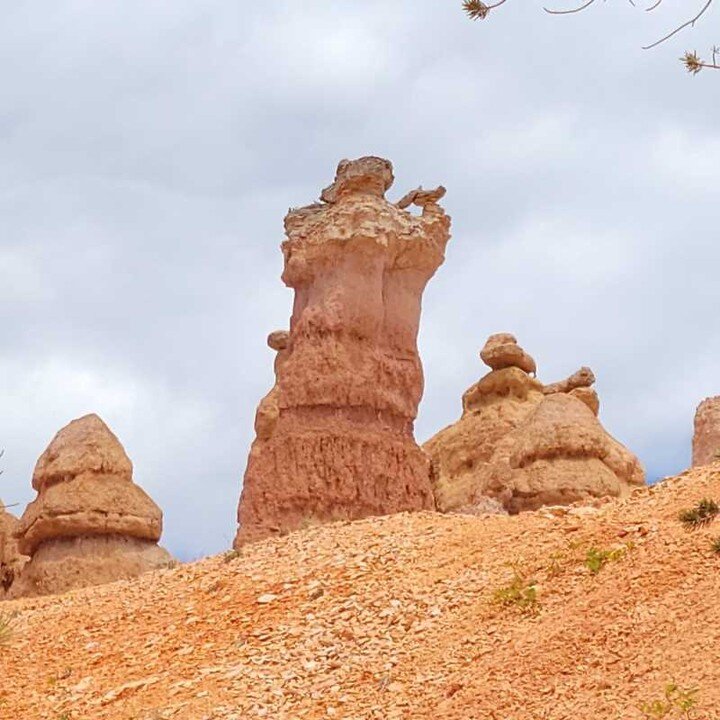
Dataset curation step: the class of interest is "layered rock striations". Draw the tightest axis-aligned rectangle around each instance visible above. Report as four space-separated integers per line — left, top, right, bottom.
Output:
9 414 173 598
234 157 451 545
424 335 645 514
693 397 720 467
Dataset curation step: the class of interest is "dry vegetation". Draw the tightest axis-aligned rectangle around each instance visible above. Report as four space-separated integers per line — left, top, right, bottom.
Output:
462 0 720 74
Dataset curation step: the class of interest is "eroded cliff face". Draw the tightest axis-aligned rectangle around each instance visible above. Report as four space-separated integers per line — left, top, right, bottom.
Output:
9 414 173 598
693 397 720 467
424 334 645 514
234 157 451 545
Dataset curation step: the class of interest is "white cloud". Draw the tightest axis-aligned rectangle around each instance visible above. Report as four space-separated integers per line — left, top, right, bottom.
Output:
1 0 719 558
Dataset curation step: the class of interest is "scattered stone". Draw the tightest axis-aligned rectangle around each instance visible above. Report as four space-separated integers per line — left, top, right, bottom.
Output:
234 157 451 545
8 414 174 598
257 594 278 604
3 463 720 719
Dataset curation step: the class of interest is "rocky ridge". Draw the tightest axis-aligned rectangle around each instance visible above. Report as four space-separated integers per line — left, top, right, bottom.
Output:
2 466 719 719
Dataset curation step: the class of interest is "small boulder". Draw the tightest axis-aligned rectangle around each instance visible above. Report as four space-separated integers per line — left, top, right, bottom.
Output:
480 333 537 375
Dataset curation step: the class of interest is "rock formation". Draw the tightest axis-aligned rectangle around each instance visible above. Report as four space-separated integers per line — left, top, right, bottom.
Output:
424 335 644 514
480 333 537 376
9 414 173 598
234 156 451 545
0 503 24 598
693 397 720 467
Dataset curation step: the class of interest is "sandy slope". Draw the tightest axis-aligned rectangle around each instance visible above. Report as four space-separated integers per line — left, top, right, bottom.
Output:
2 465 720 719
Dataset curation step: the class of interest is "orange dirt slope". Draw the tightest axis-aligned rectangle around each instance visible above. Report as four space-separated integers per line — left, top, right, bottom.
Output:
2 465 720 719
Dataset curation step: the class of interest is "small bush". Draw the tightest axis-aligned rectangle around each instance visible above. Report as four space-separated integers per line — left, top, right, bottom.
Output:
639 682 698 719
711 537 720 555
585 545 629 574
546 552 563 578
493 568 539 614
678 498 720 528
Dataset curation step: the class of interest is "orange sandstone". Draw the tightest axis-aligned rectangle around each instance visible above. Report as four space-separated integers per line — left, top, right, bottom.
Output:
234 157 451 545
425 335 644 513
693 396 720 467
9 414 173 598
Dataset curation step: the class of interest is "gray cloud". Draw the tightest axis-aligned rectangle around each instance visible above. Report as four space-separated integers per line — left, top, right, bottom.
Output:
1 0 718 558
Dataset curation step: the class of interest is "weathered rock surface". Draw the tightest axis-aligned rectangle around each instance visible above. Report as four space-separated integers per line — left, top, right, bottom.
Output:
424 336 644 514
1 504 25 598
9 414 173 598
234 157 451 545
693 396 720 467
253 331 291 442
480 333 536 375
542 366 595 395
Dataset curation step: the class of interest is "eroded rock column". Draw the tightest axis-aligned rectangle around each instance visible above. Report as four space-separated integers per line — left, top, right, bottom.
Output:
693 397 720 467
424 333 645 515
234 157 451 545
9 414 173 598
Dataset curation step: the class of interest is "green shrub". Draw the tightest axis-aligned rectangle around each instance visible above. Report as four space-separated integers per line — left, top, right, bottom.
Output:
222 549 240 563
678 498 719 528
585 545 629 574
493 568 539 614
639 682 698 718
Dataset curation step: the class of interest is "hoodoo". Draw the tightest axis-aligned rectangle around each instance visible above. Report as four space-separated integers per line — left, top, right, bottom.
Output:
693 396 720 467
9 414 173 598
424 334 645 514
234 157 451 545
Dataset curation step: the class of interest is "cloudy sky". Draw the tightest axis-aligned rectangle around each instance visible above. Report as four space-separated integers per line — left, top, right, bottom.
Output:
1 1 718 560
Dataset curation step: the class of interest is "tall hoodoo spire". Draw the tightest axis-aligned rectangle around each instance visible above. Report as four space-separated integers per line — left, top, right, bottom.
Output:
234 157 451 545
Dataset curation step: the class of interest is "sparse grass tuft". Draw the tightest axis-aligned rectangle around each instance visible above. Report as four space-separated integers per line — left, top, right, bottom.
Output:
223 549 240 563
0 611 17 646
493 568 539 615
639 681 698 719
585 545 629 574
711 537 720 556
678 498 719 528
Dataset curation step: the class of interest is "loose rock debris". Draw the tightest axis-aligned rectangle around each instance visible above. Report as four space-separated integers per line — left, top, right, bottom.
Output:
2 465 720 719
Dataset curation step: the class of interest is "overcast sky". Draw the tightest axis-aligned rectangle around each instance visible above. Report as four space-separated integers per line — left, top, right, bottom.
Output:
1 1 718 560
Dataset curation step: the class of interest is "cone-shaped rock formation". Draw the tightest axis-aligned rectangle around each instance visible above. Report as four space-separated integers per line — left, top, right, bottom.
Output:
424 334 644 514
9 414 173 598
234 157 451 545
693 397 720 467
